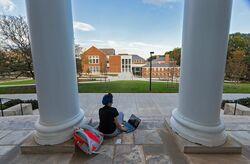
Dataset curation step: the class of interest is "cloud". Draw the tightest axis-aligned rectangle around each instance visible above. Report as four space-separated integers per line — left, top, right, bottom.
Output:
129 42 164 48
0 0 15 11
73 21 95 32
89 39 105 43
75 39 174 58
142 0 178 6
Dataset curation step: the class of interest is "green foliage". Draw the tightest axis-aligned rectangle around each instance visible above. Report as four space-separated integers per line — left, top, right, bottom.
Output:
78 81 179 93
76 58 82 76
226 50 248 82
1 98 38 110
0 81 249 94
0 51 11 76
226 33 250 81
1 99 22 110
228 33 250 54
166 48 181 66
0 15 34 79
0 85 36 94
221 97 250 109
0 79 35 86
146 55 163 62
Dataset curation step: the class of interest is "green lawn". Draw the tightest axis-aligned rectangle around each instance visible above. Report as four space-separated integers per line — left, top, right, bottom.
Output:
78 81 178 93
223 82 250 93
0 80 249 94
0 79 35 86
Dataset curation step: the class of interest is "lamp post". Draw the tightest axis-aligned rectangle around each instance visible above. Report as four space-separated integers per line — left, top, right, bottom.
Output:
149 52 154 92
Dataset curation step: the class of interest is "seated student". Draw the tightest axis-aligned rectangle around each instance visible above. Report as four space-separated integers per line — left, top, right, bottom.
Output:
98 93 127 137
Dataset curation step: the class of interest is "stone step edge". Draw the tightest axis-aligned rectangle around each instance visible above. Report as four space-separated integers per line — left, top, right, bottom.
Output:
20 133 75 154
164 118 242 154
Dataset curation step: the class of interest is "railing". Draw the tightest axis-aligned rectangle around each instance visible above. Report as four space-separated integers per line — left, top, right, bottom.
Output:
233 100 238 115
0 98 24 117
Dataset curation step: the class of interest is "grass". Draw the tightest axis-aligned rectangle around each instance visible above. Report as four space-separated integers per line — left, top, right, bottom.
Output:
0 80 249 94
0 79 35 86
78 81 178 93
223 82 250 93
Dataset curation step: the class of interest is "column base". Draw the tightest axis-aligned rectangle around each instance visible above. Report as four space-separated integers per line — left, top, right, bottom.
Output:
34 109 87 145
170 108 227 147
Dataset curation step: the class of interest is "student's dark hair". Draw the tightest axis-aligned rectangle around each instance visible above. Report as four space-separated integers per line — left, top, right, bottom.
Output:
102 93 113 105
107 93 113 98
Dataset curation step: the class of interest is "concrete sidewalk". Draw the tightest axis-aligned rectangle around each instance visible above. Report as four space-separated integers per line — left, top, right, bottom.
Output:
1 93 249 118
0 93 250 163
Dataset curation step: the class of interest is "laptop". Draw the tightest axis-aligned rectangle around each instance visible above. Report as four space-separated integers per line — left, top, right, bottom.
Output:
122 114 141 133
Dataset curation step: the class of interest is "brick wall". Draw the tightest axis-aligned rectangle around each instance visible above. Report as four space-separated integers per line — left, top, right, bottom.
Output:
142 67 180 79
109 55 121 73
81 46 107 73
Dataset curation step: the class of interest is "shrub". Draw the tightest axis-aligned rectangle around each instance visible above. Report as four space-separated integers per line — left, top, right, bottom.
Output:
1 99 38 110
22 99 38 110
1 99 22 110
221 97 250 109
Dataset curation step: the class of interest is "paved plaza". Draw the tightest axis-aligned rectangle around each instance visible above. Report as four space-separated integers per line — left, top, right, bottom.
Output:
1 93 249 119
0 93 250 163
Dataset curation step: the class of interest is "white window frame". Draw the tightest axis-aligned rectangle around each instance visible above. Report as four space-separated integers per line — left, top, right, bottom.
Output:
89 56 99 64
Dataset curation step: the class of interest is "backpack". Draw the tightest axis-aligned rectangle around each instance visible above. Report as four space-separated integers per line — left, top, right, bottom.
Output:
73 125 104 154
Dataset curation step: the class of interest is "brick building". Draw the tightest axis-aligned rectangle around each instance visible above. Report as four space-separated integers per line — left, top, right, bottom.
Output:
108 55 121 73
81 46 146 75
81 46 107 74
142 55 180 80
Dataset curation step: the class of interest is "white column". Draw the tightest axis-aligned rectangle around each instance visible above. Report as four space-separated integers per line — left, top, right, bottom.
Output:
26 0 85 145
170 0 232 147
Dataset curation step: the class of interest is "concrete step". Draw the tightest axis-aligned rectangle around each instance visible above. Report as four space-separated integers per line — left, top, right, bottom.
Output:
20 133 75 154
0 145 20 164
164 118 242 154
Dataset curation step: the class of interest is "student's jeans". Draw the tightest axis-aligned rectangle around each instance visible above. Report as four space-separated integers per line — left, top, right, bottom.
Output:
103 112 124 137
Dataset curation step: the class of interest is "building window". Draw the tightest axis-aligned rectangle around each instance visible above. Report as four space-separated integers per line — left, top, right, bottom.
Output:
89 66 100 73
89 56 99 64
122 58 132 72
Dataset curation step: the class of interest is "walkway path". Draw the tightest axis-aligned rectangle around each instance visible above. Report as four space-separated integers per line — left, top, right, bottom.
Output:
0 94 250 163
1 93 249 119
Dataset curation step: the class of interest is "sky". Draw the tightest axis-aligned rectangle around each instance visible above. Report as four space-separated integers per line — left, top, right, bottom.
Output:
0 0 250 58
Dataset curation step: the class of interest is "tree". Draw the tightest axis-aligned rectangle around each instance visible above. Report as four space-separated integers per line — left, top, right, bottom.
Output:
226 33 250 81
76 58 82 77
0 50 11 77
146 55 161 62
228 33 249 54
165 47 181 66
226 50 247 83
171 48 181 66
75 44 83 58
0 15 34 79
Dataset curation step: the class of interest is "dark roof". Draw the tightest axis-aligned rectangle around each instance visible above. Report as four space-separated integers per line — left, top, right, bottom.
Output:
132 55 145 61
118 53 129 56
154 56 165 62
143 62 175 68
100 48 115 56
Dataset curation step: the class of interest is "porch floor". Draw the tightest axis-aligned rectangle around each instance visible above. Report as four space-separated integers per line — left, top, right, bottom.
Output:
0 93 250 163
